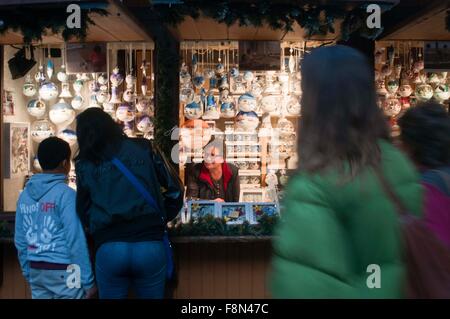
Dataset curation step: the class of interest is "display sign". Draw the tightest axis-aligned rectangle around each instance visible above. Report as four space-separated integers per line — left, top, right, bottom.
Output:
66 43 107 74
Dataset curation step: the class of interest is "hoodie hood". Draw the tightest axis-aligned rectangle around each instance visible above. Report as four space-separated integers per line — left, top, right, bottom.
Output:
25 173 67 201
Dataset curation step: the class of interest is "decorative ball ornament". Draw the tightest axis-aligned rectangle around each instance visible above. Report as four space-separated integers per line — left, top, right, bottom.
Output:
31 119 56 143
59 82 72 98
35 65 46 84
277 117 295 137
136 97 154 115
428 73 440 85
235 111 259 131
261 94 280 113
215 63 225 76
125 74 136 88
58 129 77 146
109 86 122 104
413 60 424 73
203 94 220 120
286 96 301 115
180 87 195 104
73 78 84 94
96 90 110 104
27 99 46 118
251 82 263 98
193 75 205 89
220 100 236 118
383 97 402 117
49 98 75 127
23 75 37 97
184 96 203 120
230 67 239 78
71 95 84 110
97 73 108 85
399 84 413 97
57 65 69 82
376 80 388 95
46 59 54 80
415 83 434 101
39 81 58 101
243 71 254 83
136 115 154 133
110 67 123 87
386 79 399 94
434 84 450 102
123 88 136 103
238 93 257 112
116 103 136 122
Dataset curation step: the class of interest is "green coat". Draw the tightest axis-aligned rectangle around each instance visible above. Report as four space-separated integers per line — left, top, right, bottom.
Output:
270 140 423 298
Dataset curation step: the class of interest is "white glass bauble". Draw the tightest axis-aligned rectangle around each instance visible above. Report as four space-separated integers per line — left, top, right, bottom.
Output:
58 129 77 146
39 82 58 101
116 103 135 122
96 90 110 104
125 74 136 88
23 75 37 97
386 79 399 94
383 97 401 117
31 119 56 143
136 115 154 133
97 73 108 85
27 99 46 118
71 95 84 110
109 87 122 104
110 67 123 87
46 59 54 80
286 96 301 115
260 95 279 113
243 71 254 83
277 118 295 137
59 82 72 98
434 84 450 102
230 67 239 78
49 99 75 127
399 84 413 97
184 98 203 120
238 93 257 112
56 65 68 82
123 88 136 103
415 83 434 101
235 111 259 131
180 87 195 104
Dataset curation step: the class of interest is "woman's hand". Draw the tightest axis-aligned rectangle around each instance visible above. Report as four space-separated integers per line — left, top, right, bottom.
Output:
214 198 225 202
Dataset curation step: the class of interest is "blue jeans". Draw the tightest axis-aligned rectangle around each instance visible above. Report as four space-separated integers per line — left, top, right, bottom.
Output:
95 241 166 299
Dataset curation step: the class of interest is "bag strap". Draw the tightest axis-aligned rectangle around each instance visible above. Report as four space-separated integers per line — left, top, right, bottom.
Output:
111 157 164 219
374 165 409 216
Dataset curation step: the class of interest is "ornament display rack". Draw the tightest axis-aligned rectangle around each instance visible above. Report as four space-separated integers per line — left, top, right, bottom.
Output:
374 40 450 137
178 40 330 198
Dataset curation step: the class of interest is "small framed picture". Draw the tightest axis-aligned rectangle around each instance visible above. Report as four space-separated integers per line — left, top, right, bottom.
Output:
187 200 218 222
219 203 247 224
2 90 15 116
249 203 280 224
3 122 30 178
239 189 265 202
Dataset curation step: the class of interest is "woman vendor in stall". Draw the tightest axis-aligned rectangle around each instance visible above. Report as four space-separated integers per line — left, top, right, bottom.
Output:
186 142 240 202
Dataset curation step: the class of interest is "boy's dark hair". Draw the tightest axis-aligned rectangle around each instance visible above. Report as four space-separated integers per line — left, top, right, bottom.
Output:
38 137 71 170
398 101 450 169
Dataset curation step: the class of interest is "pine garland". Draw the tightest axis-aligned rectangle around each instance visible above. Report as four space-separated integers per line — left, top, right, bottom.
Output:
169 214 279 237
152 1 393 40
0 4 108 43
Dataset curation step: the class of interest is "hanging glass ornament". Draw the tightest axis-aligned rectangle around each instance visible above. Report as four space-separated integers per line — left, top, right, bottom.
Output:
49 98 75 127
428 73 441 85
415 83 434 101
39 81 58 101
376 80 388 95
243 71 254 83
288 48 295 73
383 97 402 117
394 64 402 79
96 89 110 104
58 129 77 146
46 59 54 80
73 74 84 94
59 82 72 98
71 95 84 110
27 99 46 118
434 84 450 102
184 96 203 120
57 65 68 83
110 67 123 87
238 93 257 112
220 97 236 119
202 93 220 120
123 87 136 103
180 86 195 104
109 86 122 104
35 65 46 84
97 73 108 85
136 115 154 133
374 49 384 64
399 84 413 97
286 96 301 116
31 119 56 143
235 111 259 131
261 94 280 113
386 79 399 94
179 62 191 85
116 103 135 122
193 74 205 89
230 67 239 78
23 74 37 97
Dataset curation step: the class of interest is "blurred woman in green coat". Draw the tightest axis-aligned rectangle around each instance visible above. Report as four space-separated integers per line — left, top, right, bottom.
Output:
270 45 423 298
